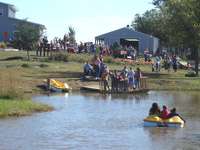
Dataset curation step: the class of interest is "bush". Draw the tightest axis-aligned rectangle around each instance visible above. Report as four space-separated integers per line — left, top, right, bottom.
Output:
21 63 30 68
49 53 93 63
103 56 114 63
0 42 7 49
39 64 48 68
49 52 69 62
185 71 197 77
68 54 92 63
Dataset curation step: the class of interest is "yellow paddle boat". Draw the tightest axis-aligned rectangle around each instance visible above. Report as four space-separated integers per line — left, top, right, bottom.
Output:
47 79 71 92
144 115 185 128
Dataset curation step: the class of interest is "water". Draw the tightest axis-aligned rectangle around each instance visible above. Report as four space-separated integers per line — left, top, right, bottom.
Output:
0 91 200 150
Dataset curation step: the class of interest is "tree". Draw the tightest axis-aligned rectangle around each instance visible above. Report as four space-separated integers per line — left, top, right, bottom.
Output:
68 26 76 44
158 0 200 75
13 20 45 60
133 0 200 75
132 9 169 47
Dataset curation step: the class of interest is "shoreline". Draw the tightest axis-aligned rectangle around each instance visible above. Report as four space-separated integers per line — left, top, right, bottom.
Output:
0 99 53 118
0 51 199 118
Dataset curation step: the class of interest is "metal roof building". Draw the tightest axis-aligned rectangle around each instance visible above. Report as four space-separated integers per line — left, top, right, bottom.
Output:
0 2 43 42
95 27 159 54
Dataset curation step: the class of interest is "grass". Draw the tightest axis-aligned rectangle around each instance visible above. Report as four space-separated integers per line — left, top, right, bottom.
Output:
0 50 199 118
0 99 53 118
0 50 199 93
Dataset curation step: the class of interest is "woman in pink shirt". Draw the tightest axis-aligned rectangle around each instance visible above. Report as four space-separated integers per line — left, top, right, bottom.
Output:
160 105 170 119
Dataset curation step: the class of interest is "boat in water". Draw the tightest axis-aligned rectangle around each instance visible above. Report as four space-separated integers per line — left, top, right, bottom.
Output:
47 79 71 92
144 115 185 128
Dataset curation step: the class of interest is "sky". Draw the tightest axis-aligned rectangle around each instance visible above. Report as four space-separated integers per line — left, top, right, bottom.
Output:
1 0 154 42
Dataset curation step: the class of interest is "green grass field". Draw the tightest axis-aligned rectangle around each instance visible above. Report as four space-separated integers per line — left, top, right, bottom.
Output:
0 99 53 118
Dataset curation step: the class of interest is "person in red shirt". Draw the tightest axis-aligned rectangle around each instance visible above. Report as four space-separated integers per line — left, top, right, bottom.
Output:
160 105 170 119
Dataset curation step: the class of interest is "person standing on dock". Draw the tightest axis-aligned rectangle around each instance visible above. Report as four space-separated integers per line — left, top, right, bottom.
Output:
101 66 110 92
134 68 142 89
128 67 135 91
110 70 119 92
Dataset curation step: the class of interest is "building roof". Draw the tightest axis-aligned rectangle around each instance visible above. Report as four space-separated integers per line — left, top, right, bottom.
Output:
95 27 158 40
0 2 17 12
9 17 45 28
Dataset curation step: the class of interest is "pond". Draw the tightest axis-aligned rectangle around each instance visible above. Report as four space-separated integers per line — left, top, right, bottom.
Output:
0 91 200 150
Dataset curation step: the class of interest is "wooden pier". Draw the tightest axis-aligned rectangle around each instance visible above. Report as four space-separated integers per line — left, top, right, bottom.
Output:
81 77 149 94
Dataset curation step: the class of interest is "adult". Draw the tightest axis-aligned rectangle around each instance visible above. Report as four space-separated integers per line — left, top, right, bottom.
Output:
83 61 94 76
149 102 161 116
122 66 128 79
127 67 135 90
92 55 101 79
101 66 110 91
134 67 142 89
172 55 178 72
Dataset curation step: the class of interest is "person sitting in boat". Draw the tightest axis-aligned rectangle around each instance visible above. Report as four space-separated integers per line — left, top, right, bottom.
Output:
149 102 161 116
168 108 186 123
84 61 94 76
160 105 170 119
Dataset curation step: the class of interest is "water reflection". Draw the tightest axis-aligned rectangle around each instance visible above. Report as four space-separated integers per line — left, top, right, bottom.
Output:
0 91 200 150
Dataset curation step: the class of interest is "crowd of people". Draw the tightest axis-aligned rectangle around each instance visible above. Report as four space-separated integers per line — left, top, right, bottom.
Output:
83 55 143 92
151 53 181 73
149 102 185 122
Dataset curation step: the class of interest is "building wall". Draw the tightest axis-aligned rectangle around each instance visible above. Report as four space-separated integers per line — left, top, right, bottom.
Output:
0 3 9 18
0 17 18 41
95 28 159 54
8 7 15 18
0 2 43 42
0 3 14 41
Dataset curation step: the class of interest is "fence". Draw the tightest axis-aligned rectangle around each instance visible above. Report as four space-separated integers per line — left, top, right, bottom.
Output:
99 77 148 93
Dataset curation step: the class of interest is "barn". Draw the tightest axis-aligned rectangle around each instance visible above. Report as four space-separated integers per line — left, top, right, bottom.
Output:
95 27 159 54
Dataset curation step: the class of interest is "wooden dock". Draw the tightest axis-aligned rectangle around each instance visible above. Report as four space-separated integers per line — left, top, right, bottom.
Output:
80 84 149 94
80 85 101 92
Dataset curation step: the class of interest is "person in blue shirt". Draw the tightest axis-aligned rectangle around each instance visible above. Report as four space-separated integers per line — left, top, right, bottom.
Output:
84 61 94 76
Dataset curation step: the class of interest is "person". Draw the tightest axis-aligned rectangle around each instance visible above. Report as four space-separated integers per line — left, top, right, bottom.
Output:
93 55 101 79
83 61 93 76
110 70 118 92
122 66 128 78
172 55 177 72
160 105 170 119
101 66 110 91
127 67 135 90
149 102 161 116
168 108 186 123
134 67 141 89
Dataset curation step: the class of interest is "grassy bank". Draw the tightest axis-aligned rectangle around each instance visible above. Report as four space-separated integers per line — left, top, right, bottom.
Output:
0 99 53 118
0 51 199 93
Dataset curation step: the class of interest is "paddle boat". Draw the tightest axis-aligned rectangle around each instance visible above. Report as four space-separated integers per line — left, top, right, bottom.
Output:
144 115 185 128
47 79 71 92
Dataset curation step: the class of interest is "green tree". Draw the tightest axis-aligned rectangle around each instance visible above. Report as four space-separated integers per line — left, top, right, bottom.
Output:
158 0 200 75
68 26 76 44
13 20 45 60
134 0 200 75
132 9 169 47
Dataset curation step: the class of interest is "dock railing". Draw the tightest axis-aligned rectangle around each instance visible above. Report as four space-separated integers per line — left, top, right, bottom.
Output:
99 76 148 93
